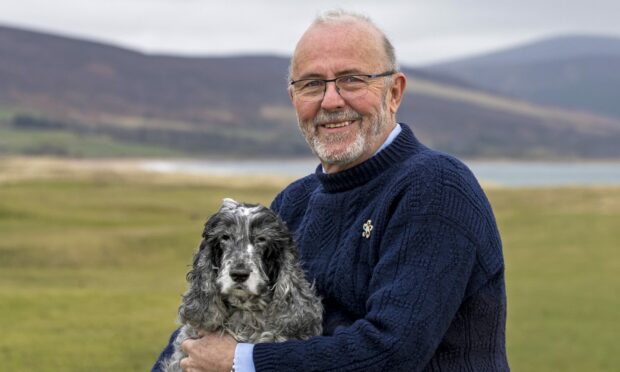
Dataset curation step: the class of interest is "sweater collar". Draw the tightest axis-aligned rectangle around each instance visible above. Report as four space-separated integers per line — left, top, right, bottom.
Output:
315 123 423 193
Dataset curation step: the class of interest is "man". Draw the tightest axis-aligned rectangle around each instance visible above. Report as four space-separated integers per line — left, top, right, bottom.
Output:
154 10 509 371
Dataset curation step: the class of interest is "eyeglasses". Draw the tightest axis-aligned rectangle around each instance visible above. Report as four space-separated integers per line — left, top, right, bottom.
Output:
290 70 396 103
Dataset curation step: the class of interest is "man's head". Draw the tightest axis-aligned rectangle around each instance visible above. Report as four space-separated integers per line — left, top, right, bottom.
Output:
289 10 407 173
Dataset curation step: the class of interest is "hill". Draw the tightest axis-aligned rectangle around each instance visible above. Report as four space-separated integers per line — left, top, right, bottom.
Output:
1 25 620 159
424 35 620 119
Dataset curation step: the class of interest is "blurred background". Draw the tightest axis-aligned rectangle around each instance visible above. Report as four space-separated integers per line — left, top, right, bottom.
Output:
0 0 618 371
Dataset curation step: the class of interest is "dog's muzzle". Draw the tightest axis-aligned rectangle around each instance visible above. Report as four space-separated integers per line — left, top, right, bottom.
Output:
229 265 250 283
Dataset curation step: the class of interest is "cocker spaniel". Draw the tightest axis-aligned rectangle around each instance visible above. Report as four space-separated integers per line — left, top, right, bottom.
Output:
161 198 323 372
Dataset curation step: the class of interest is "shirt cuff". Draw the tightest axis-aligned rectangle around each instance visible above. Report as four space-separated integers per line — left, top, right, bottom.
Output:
234 343 256 372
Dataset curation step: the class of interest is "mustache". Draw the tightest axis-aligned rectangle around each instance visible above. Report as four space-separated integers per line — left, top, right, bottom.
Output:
313 109 362 126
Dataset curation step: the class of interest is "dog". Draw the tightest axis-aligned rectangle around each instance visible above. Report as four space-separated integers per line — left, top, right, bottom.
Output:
161 198 323 371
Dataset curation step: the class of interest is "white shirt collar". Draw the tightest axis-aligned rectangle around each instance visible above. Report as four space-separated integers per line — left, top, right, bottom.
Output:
375 123 402 155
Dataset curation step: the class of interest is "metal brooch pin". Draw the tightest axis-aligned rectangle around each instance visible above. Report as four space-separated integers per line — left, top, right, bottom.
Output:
362 219 373 239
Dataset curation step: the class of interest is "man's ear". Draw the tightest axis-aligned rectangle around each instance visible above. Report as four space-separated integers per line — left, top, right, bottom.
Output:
288 86 295 103
388 72 407 115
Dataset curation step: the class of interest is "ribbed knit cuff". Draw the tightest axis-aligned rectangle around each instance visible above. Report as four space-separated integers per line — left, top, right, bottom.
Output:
252 343 277 371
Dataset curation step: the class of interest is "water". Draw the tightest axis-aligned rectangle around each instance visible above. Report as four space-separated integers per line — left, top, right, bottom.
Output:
466 161 620 187
142 159 318 178
141 159 620 187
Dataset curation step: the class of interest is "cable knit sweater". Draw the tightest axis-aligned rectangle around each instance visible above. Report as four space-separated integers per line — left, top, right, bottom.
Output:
252 124 509 371
152 124 509 371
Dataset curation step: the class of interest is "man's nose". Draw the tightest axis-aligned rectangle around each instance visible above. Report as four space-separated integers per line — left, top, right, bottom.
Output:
320 81 346 110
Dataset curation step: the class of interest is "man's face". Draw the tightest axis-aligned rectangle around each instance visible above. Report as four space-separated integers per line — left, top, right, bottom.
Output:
290 21 398 173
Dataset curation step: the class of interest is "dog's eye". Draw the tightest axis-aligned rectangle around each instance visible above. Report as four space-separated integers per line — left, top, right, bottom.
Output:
220 234 231 242
254 236 268 244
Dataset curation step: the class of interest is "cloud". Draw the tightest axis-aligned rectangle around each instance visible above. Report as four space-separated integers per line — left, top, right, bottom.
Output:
1 0 619 65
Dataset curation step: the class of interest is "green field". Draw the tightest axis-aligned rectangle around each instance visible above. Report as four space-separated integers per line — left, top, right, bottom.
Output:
0 127 185 158
0 165 618 371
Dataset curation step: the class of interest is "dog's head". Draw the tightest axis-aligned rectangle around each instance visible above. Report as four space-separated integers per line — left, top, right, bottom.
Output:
188 198 295 309
179 198 323 337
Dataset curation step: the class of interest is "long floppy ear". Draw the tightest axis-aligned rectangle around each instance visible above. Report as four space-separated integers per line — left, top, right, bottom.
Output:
177 215 227 330
268 228 323 340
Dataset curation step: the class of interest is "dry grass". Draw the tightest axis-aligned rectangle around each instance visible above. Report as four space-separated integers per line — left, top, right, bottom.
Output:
0 156 296 188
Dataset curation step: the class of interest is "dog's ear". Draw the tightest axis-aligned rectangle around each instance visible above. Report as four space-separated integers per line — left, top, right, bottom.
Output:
201 214 224 269
269 238 323 339
259 212 294 285
262 239 282 286
178 215 226 329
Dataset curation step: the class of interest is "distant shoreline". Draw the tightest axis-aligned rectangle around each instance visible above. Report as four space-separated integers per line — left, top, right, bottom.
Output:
138 158 620 187
2 156 620 187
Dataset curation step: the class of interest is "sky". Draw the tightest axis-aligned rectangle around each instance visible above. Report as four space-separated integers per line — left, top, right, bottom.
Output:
1 0 619 66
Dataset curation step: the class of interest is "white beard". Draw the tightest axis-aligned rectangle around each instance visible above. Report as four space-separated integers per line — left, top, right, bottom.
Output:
297 100 389 167
310 127 366 165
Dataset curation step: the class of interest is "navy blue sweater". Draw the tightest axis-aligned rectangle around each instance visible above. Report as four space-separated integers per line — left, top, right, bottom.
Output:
252 124 509 371
153 124 509 371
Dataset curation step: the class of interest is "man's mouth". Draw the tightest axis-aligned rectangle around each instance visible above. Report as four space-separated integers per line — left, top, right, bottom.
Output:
320 120 356 129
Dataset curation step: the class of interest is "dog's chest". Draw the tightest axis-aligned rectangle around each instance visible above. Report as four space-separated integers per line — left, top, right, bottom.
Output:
225 309 268 342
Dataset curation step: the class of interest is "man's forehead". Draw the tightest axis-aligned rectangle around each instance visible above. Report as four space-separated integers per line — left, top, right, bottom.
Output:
292 21 385 77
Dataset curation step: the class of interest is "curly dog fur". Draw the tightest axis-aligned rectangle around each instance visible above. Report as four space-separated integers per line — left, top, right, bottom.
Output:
161 198 323 371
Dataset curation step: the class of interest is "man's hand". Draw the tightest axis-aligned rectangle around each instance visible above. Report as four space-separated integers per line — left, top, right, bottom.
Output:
180 331 237 372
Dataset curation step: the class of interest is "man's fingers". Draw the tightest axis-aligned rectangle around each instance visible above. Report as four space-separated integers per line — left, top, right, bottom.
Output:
181 338 195 353
179 356 190 369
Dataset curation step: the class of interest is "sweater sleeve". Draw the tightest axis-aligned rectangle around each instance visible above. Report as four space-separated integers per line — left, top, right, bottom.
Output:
252 194 480 371
269 190 284 215
151 328 181 372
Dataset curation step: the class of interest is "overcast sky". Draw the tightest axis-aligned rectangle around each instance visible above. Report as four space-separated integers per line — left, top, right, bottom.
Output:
1 0 619 66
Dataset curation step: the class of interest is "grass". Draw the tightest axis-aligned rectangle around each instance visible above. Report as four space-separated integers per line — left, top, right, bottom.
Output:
488 187 620 371
0 161 618 371
0 127 185 158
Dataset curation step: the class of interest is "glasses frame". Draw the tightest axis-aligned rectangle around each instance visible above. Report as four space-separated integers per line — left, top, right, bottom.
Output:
289 70 396 102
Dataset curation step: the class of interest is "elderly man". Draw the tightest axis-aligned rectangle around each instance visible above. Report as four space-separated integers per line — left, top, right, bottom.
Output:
154 10 509 372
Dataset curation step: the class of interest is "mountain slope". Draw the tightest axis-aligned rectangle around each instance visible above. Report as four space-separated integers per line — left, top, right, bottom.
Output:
0 25 306 157
425 35 620 118
1 25 620 159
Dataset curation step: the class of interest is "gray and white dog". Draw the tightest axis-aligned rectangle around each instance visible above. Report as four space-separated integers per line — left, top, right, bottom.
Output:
162 198 323 372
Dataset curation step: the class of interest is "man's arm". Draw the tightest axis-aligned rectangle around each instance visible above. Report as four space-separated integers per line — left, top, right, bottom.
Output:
151 328 181 372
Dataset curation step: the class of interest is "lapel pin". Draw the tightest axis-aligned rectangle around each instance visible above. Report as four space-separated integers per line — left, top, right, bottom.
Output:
362 219 373 239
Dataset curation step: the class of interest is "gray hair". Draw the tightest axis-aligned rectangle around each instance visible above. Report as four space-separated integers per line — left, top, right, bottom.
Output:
288 9 399 81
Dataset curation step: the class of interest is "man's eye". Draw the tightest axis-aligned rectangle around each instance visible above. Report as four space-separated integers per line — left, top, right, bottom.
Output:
339 76 366 85
303 80 323 89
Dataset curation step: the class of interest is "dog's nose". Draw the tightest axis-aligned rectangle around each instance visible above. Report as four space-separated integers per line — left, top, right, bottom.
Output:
229 268 250 283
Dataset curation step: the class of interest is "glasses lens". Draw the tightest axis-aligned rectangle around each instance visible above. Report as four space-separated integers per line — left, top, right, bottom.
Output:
291 74 378 102
292 80 325 102
336 75 370 100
